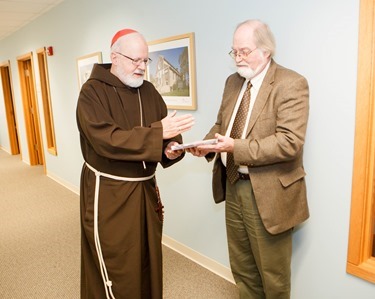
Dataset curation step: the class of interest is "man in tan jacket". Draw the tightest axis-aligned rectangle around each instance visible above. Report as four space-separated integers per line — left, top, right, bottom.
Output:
188 19 309 298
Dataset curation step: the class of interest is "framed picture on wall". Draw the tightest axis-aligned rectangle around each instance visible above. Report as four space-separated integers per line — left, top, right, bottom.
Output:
76 52 102 89
146 33 197 110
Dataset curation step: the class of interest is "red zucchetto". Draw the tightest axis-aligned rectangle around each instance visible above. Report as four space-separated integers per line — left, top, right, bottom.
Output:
111 29 138 46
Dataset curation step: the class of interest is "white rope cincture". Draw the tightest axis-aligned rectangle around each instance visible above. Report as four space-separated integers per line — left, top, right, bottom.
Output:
86 162 155 299
137 88 147 170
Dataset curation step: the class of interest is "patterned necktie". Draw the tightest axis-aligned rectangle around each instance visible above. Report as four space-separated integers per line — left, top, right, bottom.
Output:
226 81 252 184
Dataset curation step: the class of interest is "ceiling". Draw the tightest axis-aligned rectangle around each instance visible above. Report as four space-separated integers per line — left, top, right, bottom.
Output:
0 0 64 41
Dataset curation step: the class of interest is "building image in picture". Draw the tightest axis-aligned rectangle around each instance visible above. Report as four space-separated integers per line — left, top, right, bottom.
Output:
148 46 190 97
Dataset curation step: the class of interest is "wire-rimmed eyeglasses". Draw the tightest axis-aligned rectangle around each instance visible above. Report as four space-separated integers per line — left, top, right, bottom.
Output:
115 52 152 66
228 48 257 60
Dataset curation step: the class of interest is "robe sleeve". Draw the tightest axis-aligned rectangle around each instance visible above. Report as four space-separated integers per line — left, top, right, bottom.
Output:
77 82 164 163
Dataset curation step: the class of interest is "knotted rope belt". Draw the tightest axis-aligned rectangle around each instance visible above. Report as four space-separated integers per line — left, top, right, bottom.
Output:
85 162 155 299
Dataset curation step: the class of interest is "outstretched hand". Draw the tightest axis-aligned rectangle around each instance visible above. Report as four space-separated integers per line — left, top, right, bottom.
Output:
186 133 234 157
162 110 194 139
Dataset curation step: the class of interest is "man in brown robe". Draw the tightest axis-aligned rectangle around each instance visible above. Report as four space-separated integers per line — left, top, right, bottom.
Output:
76 29 194 299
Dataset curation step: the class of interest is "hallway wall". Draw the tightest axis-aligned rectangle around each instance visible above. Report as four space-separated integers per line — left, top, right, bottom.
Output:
1 0 373 297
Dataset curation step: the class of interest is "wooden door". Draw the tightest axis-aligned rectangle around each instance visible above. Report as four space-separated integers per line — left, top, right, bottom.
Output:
0 62 20 155
17 53 44 166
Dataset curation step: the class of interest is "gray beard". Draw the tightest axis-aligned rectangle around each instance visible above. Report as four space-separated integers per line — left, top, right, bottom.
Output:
237 52 267 79
119 73 144 88
116 66 144 88
237 67 256 79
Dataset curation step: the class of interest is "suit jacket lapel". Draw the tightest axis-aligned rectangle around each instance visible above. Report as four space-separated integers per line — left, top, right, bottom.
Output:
246 60 276 136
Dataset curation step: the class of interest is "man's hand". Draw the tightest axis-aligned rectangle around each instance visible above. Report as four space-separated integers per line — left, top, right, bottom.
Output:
164 141 185 160
186 133 234 157
162 110 194 139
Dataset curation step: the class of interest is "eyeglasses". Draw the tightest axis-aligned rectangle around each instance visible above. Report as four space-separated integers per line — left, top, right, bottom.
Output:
228 48 257 60
115 52 152 66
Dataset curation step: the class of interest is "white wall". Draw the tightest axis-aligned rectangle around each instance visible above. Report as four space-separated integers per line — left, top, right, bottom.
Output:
1 0 374 298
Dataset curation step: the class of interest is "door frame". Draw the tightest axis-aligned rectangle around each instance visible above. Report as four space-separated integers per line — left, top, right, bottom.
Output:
0 60 20 155
17 52 44 167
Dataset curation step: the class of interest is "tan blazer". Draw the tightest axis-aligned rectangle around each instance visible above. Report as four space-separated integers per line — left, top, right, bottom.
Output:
206 60 309 234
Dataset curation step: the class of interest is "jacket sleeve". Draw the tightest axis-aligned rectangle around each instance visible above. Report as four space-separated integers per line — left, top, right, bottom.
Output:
235 74 309 167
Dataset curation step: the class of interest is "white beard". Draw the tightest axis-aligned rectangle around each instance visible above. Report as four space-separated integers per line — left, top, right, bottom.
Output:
117 67 144 88
237 67 256 80
237 51 267 79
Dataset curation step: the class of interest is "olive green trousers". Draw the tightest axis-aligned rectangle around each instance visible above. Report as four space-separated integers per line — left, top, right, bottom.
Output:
225 179 292 299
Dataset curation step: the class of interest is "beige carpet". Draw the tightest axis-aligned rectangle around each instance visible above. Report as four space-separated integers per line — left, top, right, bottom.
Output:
0 149 238 299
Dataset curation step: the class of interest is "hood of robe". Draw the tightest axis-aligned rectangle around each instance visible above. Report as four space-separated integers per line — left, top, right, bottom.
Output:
88 63 135 89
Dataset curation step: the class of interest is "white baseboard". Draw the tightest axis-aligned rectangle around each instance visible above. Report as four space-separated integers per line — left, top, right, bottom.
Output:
46 171 80 195
162 234 235 284
0 146 10 154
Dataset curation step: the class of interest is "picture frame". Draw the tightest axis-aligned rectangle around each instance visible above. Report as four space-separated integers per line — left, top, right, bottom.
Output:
147 33 197 110
76 52 102 89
